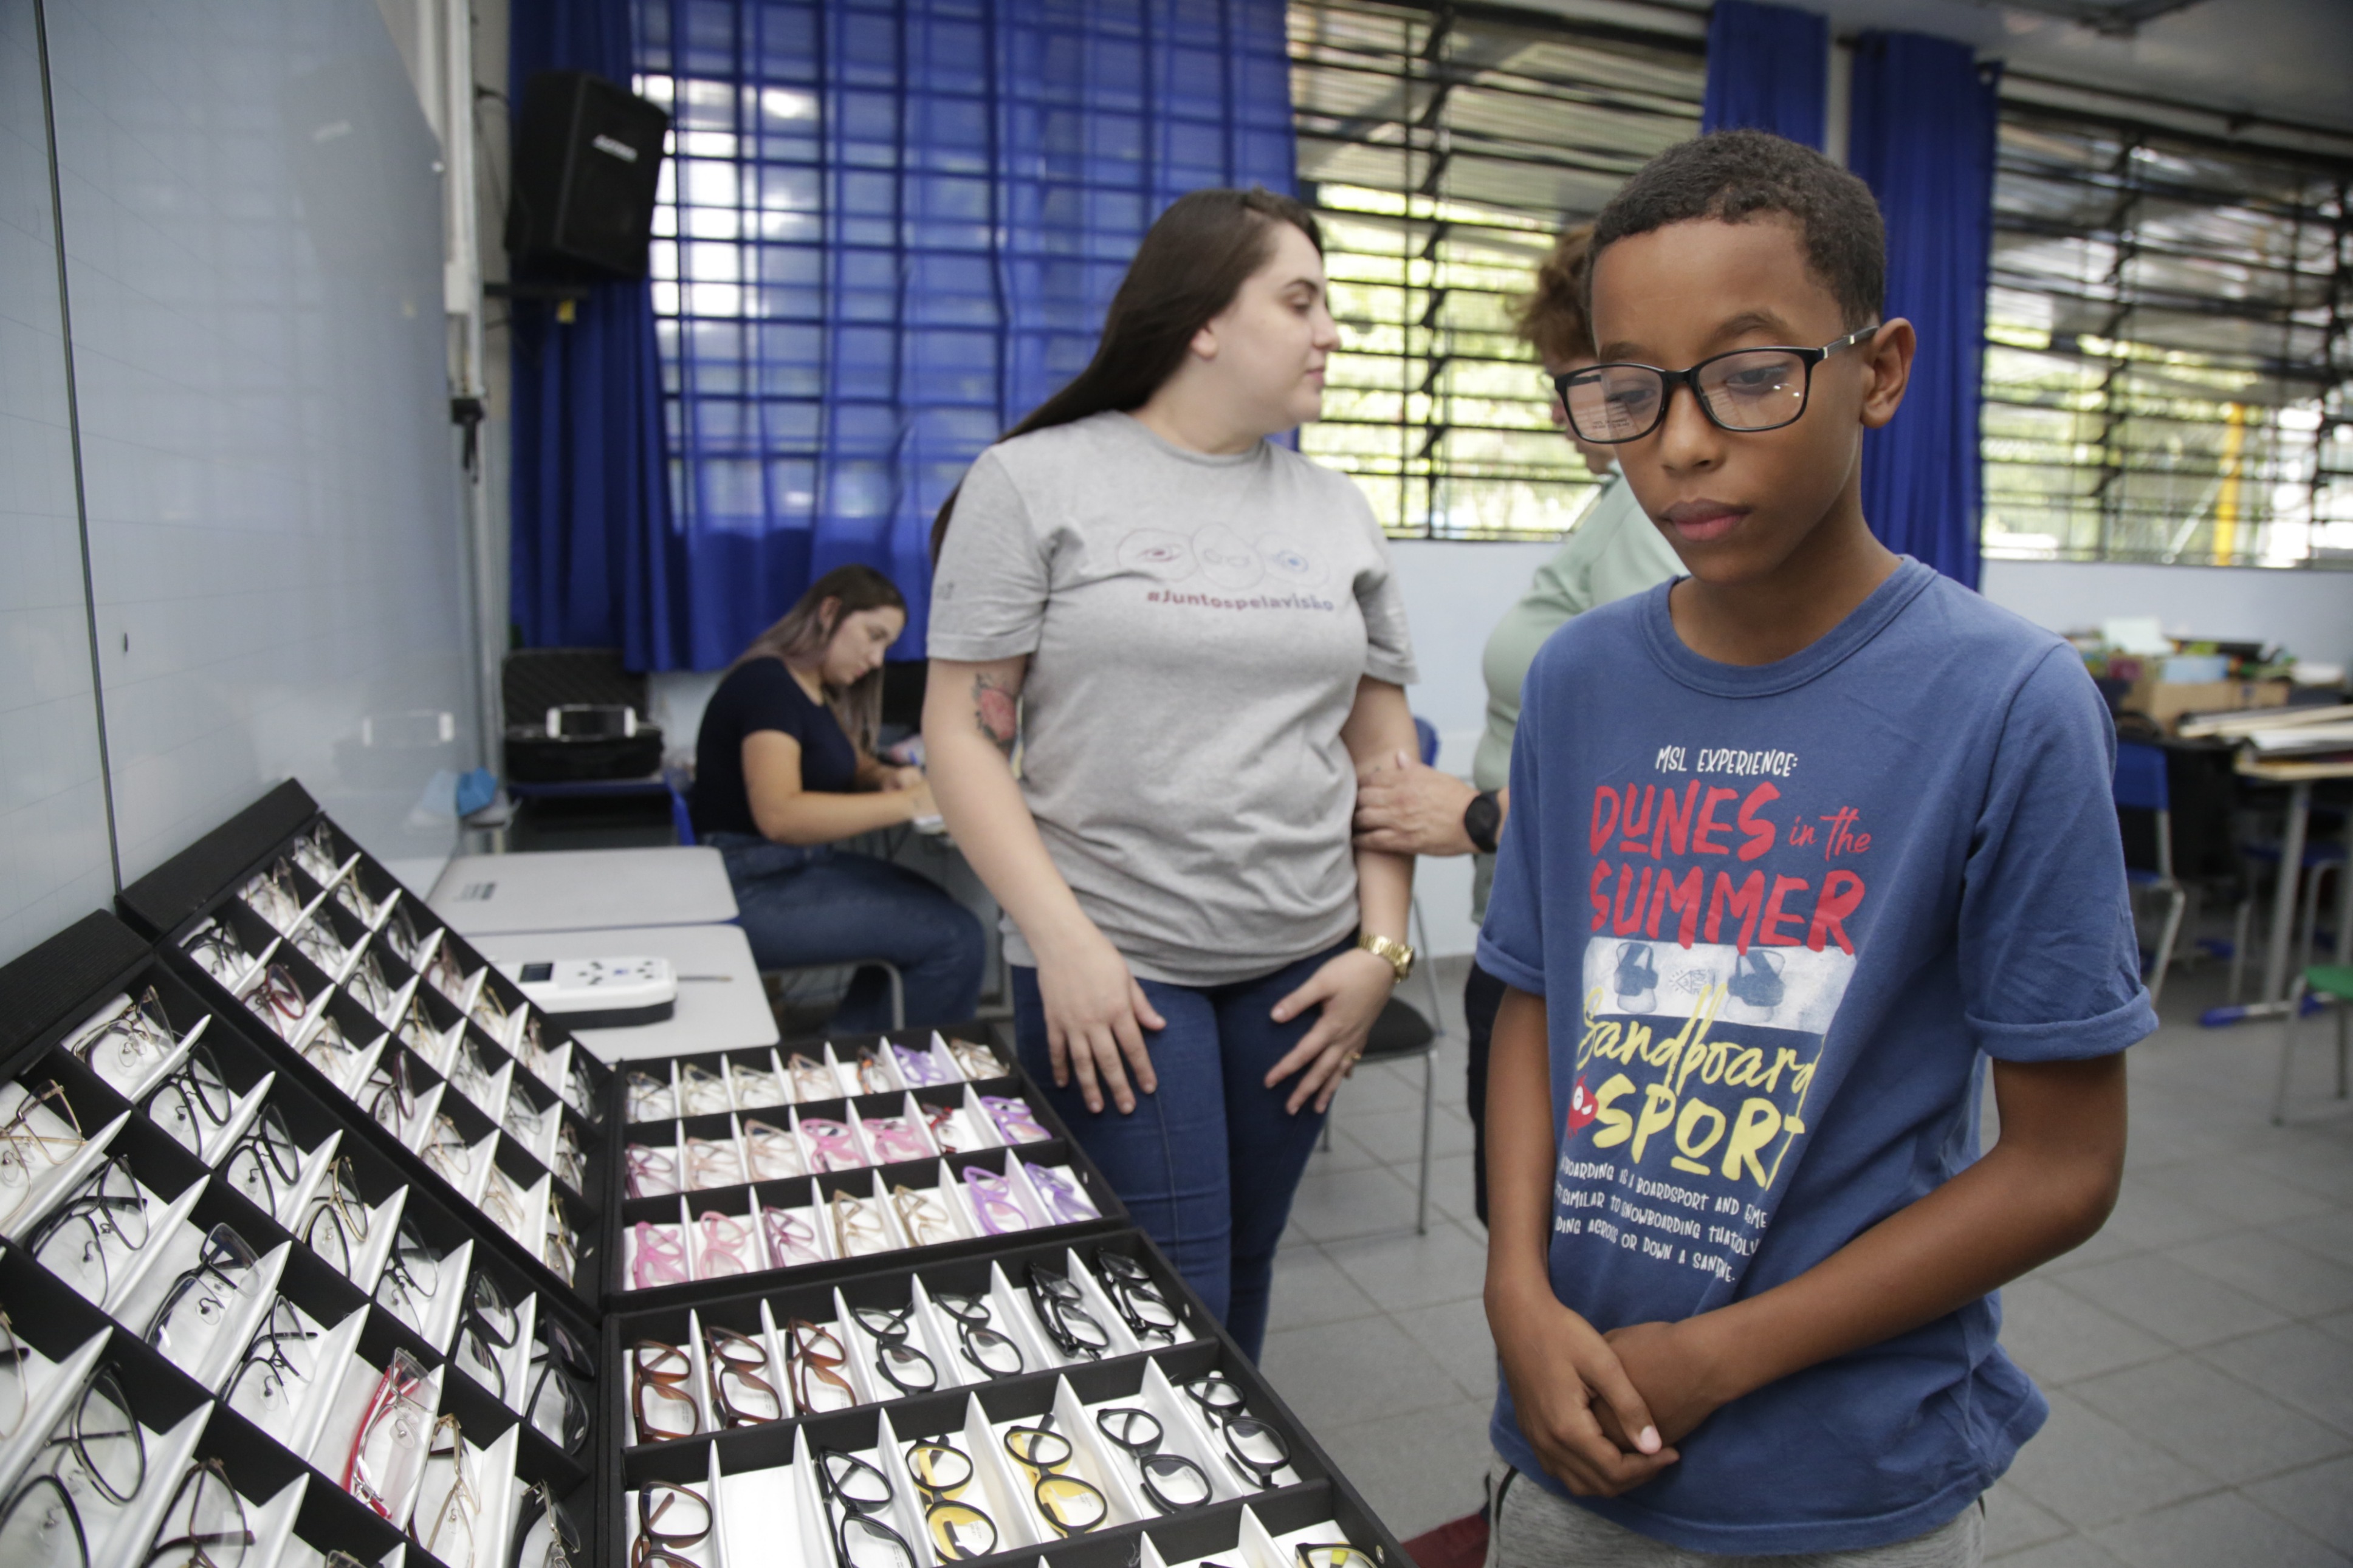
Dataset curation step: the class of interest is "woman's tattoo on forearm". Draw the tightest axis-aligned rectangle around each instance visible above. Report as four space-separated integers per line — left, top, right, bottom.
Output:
972 674 1018 757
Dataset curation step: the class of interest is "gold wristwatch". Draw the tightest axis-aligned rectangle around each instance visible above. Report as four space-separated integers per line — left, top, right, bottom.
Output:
1358 932 1416 984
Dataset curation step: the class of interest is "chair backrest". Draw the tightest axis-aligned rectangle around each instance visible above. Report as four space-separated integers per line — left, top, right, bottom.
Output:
2113 741 2169 813
1414 716 1439 769
665 771 698 846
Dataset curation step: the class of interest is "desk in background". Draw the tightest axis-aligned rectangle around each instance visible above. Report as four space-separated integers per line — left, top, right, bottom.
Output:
427 845 737 934
473 922 778 1061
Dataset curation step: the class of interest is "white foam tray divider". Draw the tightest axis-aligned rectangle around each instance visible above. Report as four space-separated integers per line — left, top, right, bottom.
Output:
94 1399 211 1568
983 1262 1059 1377
785 1428 833 1568
277 1128 343 1233
506 1169 553 1251
401 1083 447 1162
0 1107 131 1242
495 1291 539 1415
950 1389 1046 1556
728 1050 789 1113
352 1187 410 1292
0 1328 108 1501
628 1445 725 1568
467 1060 515 1123
716 1436 805 1568
755 1190 828 1269
223 1291 327 1435
468 1420 524 1568
199 1072 278 1168
288 1305 373 1461
417 1239 474 1353
186 1239 293 1392
840 1106 882 1171
1133 1357 1268 1501
100 1176 207 1320
241 1474 310 1568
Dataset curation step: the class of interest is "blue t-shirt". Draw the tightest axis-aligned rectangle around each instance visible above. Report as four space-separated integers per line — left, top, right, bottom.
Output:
1477 558 2156 1555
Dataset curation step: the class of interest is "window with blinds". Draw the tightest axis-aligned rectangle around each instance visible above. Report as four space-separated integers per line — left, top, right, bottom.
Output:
1982 100 2353 567
1288 0 1703 538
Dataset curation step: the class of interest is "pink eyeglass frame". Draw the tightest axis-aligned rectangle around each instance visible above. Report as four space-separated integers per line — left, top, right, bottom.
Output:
763 1207 822 1267
696 1212 755 1278
863 1116 928 1165
631 1222 689 1290
799 1117 863 1173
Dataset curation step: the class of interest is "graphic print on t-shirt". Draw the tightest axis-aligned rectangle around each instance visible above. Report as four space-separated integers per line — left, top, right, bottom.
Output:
1559 753 1867 1284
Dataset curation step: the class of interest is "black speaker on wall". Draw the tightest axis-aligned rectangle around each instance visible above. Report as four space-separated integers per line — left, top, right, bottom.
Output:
505 69 670 280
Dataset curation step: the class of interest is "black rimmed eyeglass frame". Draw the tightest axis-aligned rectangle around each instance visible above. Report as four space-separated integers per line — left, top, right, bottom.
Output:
1554 324 1880 445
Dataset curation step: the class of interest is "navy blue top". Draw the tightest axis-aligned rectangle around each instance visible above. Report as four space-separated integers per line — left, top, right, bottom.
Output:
690 658 859 838
1477 558 2156 1553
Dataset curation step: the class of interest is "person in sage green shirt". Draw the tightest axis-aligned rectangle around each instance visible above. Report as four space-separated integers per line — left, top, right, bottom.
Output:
1354 223 1681 1227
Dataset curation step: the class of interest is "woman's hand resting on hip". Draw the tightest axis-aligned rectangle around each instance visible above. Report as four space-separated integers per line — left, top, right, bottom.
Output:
1265 947 1397 1115
1032 919 1166 1115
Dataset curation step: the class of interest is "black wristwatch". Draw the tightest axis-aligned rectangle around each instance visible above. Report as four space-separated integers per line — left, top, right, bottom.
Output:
1463 790 1502 855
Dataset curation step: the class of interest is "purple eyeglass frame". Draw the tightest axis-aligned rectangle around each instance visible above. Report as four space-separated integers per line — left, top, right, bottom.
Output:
981 1095 1049 1143
962 1166 1032 1237
892 1044 947 1087
1024 1163 1097 1226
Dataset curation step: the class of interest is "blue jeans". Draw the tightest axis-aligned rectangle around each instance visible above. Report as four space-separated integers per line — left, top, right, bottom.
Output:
709 834 986 1032
1011 939 1348 1361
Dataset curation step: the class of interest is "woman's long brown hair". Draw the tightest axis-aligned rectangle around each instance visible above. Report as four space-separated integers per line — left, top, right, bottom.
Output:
930 186 1322 562
730 563 906 757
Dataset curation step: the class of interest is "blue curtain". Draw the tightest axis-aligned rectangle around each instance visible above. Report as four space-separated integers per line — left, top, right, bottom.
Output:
617 0 1297 669
507 0 684 663
1849 32 1999 589
1700 0 1827 148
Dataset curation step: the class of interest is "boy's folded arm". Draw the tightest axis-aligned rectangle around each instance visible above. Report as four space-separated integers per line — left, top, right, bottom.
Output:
1630 1050 2128 1433
1483 985 1678 1496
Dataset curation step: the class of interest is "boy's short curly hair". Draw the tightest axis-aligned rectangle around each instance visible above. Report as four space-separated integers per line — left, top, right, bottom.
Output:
1590 129 1886 330
1511 224 1598 366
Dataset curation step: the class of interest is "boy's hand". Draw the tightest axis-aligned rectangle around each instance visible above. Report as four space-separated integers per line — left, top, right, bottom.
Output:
1596 1319 1734 1448
1490 1283 1678 1496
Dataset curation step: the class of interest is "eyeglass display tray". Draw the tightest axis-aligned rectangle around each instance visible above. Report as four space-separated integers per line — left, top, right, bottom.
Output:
2 781 1414 1568
0 909 603 1568
598 1230 1410 1568
115 781 614 1313
611 1031 1129 1309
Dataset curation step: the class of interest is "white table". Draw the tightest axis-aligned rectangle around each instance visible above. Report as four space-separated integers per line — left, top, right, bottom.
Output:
427 847 737 935
472 923 778 1061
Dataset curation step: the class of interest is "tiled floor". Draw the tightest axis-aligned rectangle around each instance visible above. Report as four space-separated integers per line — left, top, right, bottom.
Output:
1254 956 2353 1564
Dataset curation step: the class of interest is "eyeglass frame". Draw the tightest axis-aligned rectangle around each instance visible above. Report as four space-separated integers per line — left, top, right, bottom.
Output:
1553 324 1881 444
226 1295 318 1422
930 1292 1025 1380
903 1436 999 1560
143 1224 262 1369
139 1454 253 1568
848 1303 938 1396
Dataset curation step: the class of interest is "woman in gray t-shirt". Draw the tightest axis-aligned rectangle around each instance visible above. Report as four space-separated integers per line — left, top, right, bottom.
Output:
924 188 1421 1358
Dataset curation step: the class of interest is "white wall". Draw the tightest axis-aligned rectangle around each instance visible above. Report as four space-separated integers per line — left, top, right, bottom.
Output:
0 0 481 963
1979 560 2353 670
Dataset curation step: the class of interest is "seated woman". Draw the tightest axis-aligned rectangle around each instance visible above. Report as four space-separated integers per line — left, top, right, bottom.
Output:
690 564 986 1030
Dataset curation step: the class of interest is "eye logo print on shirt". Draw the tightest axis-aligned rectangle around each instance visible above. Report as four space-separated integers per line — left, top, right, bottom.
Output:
1117 529 1195 580
1259 536 1325 589
1195 524 1262 590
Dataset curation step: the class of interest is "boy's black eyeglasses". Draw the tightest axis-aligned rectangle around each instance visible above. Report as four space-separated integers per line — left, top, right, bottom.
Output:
1556 325 1879 444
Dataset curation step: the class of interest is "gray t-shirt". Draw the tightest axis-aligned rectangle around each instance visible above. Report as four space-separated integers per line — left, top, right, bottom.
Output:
929 411 1418 986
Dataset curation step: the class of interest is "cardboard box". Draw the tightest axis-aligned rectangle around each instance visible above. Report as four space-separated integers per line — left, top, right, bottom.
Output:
2120 677 2290 733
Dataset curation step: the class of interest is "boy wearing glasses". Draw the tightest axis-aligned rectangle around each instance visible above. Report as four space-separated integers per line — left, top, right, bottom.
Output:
1479 130 2151 1565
